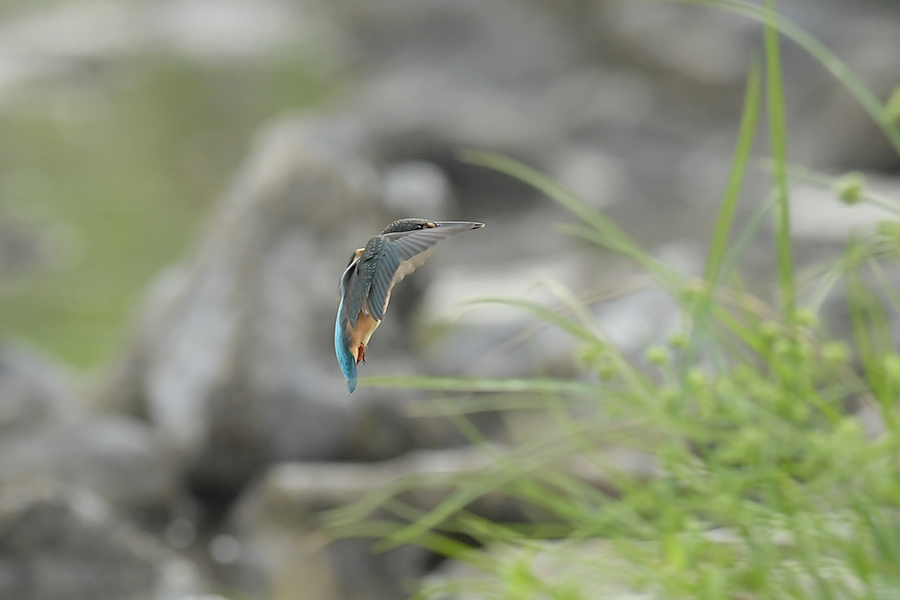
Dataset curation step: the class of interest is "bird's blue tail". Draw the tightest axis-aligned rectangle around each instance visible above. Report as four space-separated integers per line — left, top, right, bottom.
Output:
334 302 358 394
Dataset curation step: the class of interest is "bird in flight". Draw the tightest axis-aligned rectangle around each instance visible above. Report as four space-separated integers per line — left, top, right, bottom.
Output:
335 218 484 393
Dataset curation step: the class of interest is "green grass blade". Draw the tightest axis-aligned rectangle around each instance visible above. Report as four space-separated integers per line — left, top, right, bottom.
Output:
807 254 851 314
552 223 679 288
845 248 893 407
459 150 680 288
704 59 762 283
868 257 900 319
717 190 776 288
763 0 795 317
360 375 602 397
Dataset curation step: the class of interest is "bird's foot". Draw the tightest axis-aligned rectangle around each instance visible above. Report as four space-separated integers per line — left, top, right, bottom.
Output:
357 344 366 364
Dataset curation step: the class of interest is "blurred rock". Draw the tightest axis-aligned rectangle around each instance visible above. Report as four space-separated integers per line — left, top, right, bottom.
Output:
0 343 180 518
782 2 900 171
227 447 512 600
0 482 207 600
415 233 694 379
99 116 440 495
356 70 568 164
0 0 341 93
232 446 499 523
0 206 46 278
333 0 581 83
0 416 177 515
552 145 628 211
417 253 587 379
338 0 729 221
788 177 900 242
591 1 756 86
381 160 452 218
590 0 900 173
147 0 336 64
0 343 81 433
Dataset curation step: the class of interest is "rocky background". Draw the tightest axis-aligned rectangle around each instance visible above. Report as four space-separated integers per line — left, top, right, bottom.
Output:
0 0 897 599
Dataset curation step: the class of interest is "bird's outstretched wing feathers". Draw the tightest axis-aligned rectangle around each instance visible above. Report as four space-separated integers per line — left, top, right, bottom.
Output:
339 252 366 330
368 222 481 320
342 222 483 327
386 221 482 260
362 236 398 322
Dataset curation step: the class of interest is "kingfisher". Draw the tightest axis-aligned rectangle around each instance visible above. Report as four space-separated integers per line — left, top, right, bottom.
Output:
335 218 484 393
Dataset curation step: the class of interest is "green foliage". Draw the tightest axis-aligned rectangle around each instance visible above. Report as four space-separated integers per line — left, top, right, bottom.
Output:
703 58 761 286
887 87 900 124
763 0 794 317
336 1 900 598
0 57 334 367
833 172 867 206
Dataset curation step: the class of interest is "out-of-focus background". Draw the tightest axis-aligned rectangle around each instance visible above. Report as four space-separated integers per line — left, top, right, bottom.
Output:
0 0 897 599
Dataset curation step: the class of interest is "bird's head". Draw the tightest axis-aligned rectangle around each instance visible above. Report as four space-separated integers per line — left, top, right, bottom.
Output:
381 218 437 234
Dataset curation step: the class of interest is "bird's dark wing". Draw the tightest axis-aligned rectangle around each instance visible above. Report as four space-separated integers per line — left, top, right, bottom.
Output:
366 221 484 321
335 236 394 328
344 222 483 325
339 235 400 328
339 252 367 329
359 236 398 322
385 221 483 263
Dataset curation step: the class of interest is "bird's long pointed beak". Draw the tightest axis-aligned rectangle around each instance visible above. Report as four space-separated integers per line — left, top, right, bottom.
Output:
431 221 485 234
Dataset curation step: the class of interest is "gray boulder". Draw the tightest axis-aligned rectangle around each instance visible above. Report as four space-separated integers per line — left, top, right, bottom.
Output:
0 343 81 433
0 482 206 600
0 206 46 278
99 116 436 493
0 343 178 516
0 416 177 515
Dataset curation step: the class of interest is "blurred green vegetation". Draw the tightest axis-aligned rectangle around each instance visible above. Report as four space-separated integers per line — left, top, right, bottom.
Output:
0 57 334 368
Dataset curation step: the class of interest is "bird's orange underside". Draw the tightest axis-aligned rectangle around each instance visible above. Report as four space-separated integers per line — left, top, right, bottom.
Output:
349 310 380 364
